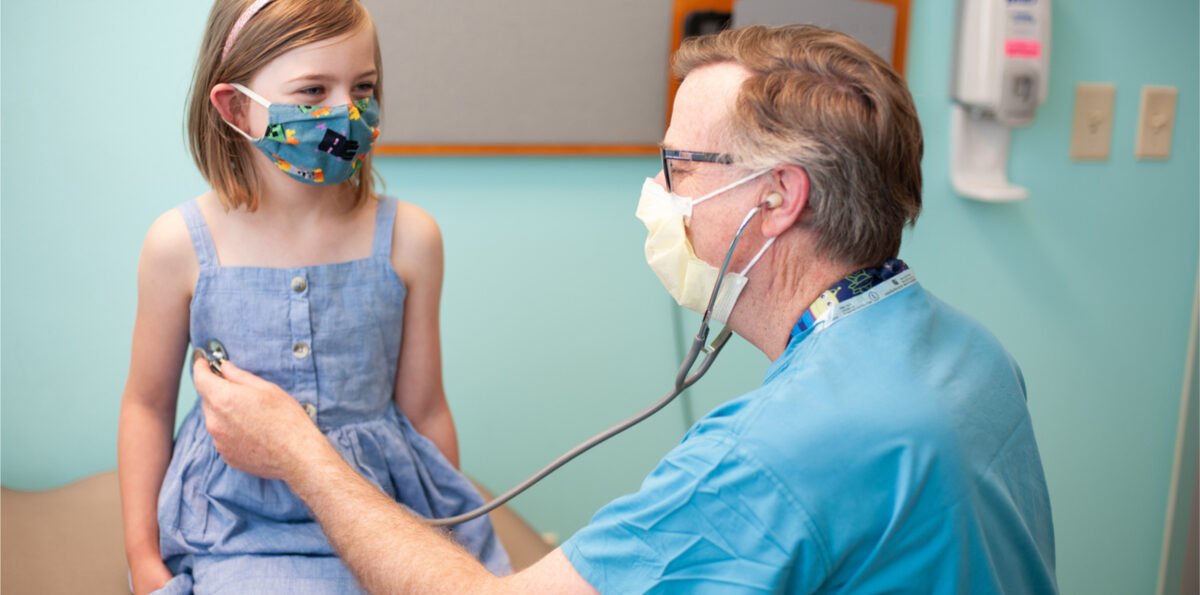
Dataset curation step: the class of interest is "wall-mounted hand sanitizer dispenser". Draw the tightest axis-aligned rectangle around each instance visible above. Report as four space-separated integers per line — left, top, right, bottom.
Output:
950 0 1051 202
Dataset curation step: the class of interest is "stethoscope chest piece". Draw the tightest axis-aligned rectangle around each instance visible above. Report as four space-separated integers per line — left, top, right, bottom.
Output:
194 339 229 378
206 339 228 363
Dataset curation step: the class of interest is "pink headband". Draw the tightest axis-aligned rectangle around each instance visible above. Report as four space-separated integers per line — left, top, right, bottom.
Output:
221 0 275 61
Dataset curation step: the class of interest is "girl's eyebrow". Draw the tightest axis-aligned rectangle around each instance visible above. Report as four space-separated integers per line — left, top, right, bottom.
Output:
286 69 378 84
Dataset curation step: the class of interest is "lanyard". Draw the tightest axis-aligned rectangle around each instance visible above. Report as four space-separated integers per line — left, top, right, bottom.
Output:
791 259 916 341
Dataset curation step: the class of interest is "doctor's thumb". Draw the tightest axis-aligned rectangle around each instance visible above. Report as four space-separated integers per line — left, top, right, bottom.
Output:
192 357 219 393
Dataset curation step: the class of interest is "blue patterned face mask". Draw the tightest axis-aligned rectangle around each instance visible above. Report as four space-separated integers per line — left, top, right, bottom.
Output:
225 82 380 185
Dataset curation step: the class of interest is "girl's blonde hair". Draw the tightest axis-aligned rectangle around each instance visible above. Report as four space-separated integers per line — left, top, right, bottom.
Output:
187 0 382 211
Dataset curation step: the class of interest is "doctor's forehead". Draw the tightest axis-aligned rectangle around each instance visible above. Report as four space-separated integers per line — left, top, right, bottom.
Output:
662 62 752 151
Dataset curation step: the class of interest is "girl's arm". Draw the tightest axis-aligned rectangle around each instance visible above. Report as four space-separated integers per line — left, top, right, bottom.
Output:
117 211 197 594
389 201 460 468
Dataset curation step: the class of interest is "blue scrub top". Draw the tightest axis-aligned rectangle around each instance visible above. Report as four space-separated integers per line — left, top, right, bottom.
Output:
562 277 1057 594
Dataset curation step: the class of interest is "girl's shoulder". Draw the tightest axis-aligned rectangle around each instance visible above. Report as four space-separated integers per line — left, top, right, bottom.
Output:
143 197 198 259
389 197 442 257
385 197 443 280
138 192 210 291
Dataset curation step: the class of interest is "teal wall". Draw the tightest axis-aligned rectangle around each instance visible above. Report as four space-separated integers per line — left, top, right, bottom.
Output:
2 1 1196 593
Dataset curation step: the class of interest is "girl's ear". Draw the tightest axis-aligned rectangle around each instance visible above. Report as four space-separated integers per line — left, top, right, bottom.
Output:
760 164 809 238
210 83 249 136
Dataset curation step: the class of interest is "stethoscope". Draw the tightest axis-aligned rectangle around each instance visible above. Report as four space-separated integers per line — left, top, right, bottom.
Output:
194 197 776 527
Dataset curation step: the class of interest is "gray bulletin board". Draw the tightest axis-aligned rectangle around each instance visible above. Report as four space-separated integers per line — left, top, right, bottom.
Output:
362 0 908 154
734 0 898 67
362 0 674 152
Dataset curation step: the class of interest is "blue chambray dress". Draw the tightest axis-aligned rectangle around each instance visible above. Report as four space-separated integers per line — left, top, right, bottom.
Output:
154 196 510 594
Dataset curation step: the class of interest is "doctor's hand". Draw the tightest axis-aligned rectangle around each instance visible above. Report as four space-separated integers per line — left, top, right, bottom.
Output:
193 357 327 483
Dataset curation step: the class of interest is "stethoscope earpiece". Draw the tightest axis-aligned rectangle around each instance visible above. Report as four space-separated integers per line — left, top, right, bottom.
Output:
765 193 783 208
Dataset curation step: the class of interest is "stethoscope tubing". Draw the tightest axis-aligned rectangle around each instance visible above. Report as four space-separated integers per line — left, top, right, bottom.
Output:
422 326 732 527
423 200 769 527
191 199 763 527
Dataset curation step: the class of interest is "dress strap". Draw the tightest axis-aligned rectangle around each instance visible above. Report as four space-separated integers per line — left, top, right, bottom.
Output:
177 199 218 268
372 195 398 259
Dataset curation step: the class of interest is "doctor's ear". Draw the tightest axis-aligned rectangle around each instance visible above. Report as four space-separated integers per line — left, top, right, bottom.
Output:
760 164 810 238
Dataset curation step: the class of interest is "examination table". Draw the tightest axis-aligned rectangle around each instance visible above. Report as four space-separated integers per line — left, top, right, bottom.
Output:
1 470 554 594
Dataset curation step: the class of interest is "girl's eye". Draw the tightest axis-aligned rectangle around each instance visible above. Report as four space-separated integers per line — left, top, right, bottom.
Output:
354 82 376 94
299 86 324 96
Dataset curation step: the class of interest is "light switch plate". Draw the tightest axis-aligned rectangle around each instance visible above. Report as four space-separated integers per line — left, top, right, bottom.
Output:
1135 85 1178 160
1070 83 1116 160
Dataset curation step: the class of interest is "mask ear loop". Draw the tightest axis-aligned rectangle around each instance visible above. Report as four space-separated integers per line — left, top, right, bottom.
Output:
734 193 782 275
699 196 776 334
222 83 272 141
737 235 775 276
688 169 770 212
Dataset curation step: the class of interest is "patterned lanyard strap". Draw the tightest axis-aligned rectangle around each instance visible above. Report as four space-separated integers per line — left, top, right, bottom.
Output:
791 258 916 340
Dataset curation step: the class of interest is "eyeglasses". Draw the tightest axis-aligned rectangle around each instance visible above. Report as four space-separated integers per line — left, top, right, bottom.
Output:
661 147 735 194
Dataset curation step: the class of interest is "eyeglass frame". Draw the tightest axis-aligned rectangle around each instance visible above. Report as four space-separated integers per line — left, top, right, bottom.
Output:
660 147 735 194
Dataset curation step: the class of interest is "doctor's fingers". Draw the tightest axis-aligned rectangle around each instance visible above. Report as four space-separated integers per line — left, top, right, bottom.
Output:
190 356 274 393
193 360 235 425
192 357 224 397
207 359 275 389
192 360 253 427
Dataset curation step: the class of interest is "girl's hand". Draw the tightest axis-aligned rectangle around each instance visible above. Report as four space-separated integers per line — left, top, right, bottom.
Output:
130 556 172 595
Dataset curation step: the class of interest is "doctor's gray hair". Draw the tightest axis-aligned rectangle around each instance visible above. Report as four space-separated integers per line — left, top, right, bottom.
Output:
673 25 923 268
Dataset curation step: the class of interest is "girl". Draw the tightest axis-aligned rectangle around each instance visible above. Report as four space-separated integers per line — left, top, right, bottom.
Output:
117 1 510 592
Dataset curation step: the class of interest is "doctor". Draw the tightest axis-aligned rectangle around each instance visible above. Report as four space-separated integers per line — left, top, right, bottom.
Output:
195 24 1057 593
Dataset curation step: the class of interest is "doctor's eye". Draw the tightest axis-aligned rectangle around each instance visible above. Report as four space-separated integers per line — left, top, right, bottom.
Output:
668 163 694 183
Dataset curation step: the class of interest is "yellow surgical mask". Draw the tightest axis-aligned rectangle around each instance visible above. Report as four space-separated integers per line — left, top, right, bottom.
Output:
636 175 774 325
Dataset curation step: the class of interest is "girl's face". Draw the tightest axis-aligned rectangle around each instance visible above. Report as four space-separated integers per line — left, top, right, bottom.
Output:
241 24 378 139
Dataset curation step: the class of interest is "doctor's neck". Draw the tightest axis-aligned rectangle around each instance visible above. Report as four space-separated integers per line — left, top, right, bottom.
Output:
731 237 861 361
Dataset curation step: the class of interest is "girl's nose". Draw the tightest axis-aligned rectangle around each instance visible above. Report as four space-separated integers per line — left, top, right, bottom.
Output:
328 88 354 106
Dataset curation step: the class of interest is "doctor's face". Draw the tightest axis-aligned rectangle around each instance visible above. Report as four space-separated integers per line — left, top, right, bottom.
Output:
660 62 764 271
